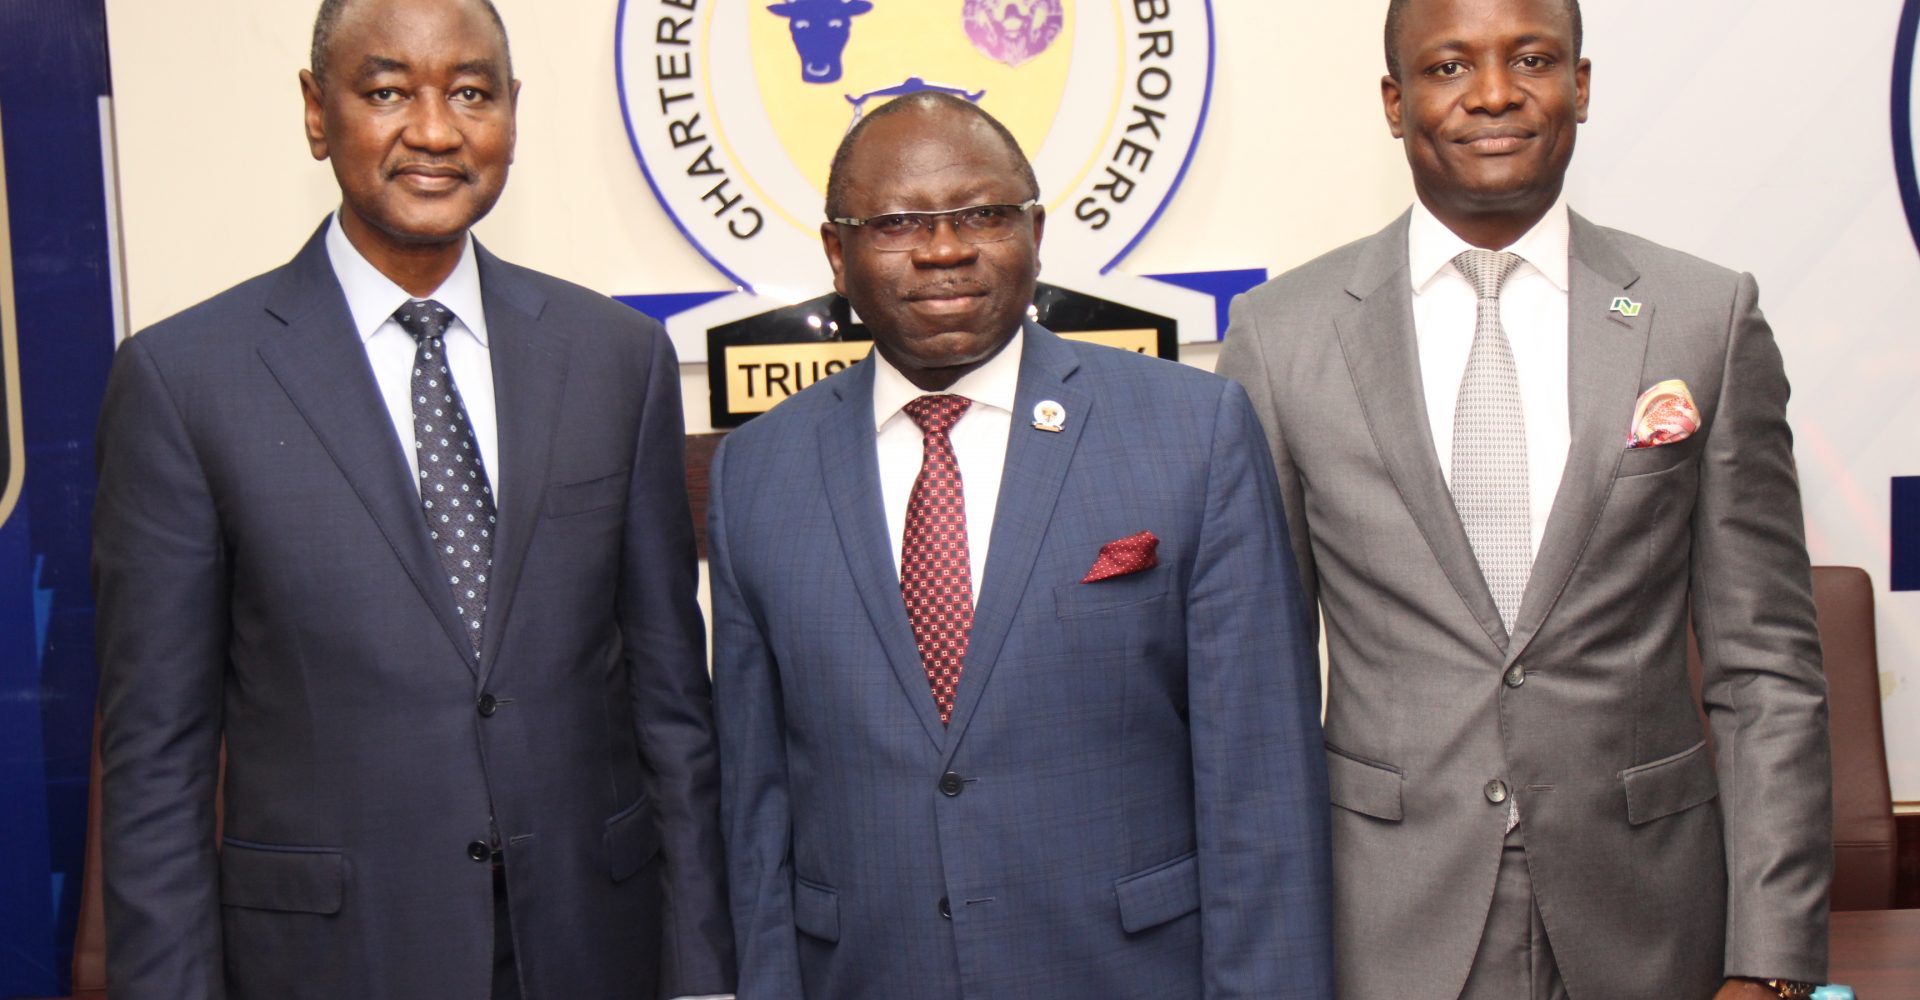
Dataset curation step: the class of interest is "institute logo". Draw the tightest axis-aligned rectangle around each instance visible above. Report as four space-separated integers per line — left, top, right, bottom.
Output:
615 0 1215 308
0 106 24 530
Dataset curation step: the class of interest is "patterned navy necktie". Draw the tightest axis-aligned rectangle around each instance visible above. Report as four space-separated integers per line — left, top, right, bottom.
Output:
393 299 496 654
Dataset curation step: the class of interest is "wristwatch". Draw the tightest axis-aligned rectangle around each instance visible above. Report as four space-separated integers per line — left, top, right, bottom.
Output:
1764 979 1819 999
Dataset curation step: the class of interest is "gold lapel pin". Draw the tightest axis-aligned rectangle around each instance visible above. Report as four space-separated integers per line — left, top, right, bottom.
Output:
1032 400 1066 433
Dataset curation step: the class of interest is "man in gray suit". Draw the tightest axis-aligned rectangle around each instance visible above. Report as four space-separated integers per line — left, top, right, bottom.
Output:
1217 1 1831 998
91 0 733 996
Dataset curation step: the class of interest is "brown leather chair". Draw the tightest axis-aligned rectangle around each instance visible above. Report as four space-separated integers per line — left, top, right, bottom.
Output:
1687 565 1900 910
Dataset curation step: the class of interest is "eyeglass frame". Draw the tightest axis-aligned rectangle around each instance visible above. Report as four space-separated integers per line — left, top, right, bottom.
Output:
827 199 1041 251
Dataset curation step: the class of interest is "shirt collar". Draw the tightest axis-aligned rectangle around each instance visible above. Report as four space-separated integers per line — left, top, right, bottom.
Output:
1407 192 1571 295
872 326 1025 432
324 210 489 346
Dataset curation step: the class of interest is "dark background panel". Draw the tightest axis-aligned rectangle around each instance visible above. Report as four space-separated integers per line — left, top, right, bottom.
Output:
0 0 116 995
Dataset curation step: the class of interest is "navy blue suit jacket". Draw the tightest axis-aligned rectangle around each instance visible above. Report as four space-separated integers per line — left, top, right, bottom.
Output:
92 222 734 999
709 325 1331 998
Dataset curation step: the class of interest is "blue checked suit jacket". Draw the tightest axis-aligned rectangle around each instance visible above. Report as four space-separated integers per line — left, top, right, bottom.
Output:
709 324 1332 999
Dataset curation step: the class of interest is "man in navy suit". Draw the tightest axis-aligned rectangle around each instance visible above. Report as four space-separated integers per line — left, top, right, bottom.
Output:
91 1 733 996
709 92 1331 999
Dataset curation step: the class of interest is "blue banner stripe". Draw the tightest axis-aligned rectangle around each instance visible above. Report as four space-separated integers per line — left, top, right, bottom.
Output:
615 290 734 325
1144 268 1269 341
1893 477 1920 591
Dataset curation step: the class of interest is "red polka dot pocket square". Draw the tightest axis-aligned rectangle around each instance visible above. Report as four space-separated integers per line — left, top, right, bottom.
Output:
1081 530 1160 584
1626 379 1700 450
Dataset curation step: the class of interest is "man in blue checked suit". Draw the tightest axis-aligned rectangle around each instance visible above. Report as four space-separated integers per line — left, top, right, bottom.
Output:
708 92 1332 999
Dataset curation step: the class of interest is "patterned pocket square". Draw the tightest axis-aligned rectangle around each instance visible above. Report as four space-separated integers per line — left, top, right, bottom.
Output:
1082 531 1159 583
1626 379 1700 449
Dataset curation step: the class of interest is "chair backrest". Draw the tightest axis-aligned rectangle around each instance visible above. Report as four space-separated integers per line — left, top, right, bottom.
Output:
1687 565 1899 910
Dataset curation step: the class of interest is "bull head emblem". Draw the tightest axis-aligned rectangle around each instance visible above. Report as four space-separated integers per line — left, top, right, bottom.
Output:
767 0 875 84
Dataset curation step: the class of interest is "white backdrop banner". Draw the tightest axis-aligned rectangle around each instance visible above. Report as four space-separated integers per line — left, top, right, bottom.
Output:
1567 1 1920 801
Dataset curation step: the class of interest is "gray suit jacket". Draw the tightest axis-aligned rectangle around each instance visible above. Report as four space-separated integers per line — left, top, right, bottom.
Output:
1217 212 1830 1000
92 222 734 999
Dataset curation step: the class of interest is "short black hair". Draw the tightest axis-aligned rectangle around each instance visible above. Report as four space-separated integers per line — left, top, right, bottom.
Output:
311 0 514 88
823 93 1040 220
1384 0 1582 80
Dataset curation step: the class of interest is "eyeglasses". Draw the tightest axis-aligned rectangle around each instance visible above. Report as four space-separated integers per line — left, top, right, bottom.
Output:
830 200 1039 252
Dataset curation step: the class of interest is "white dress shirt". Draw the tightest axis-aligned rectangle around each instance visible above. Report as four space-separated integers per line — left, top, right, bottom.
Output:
873 328 1024 599
324 212 501 502
1408 196 1573 558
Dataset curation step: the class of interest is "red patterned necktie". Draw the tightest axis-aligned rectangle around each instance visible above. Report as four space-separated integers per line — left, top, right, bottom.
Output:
900 394 974 725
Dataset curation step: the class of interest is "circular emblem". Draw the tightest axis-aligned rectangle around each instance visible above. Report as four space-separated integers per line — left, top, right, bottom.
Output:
616 0 1215 298
1031 398 1066 431
1897 0 1920 256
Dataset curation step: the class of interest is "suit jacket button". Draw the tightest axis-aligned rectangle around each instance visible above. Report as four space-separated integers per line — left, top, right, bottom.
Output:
477 693 498 717
939 772 964 797
1504 664 1526 688
938 896 952 919
467 840 491 863
1484 779 1509 804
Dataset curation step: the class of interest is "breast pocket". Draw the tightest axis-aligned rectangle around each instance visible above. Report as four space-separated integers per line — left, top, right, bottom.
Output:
1053 572 1171 620
1615 436 1699 479
545 468 630 519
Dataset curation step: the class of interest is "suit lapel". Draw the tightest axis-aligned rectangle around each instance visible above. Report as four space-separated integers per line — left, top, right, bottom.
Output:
819 360 949 749
1506 214 1651 663
255 223 479 674
472 246 566 685
940 326 1091 763
1335 216 1508 649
